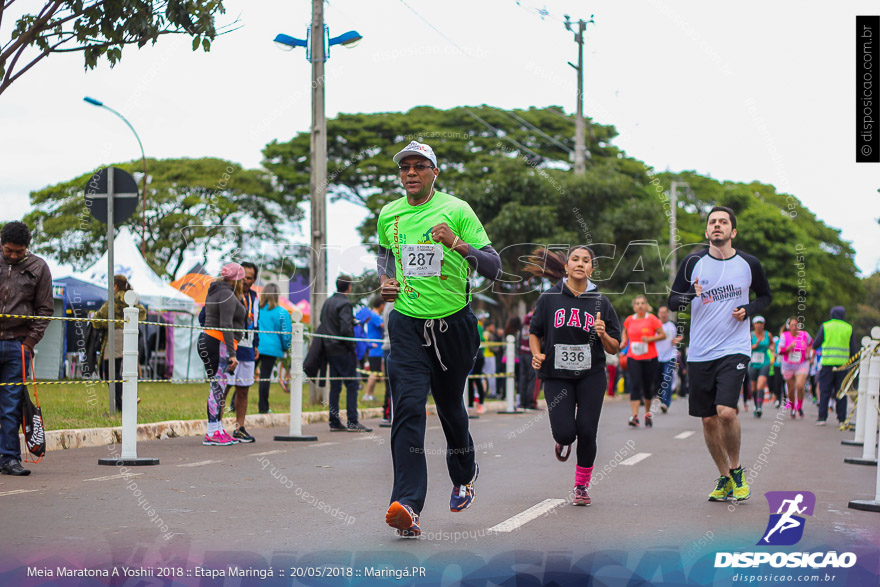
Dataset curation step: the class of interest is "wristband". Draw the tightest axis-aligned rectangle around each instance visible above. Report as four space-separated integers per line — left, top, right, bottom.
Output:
451 236 460 251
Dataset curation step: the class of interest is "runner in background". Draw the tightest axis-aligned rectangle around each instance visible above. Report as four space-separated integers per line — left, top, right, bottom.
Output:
747 316 771 418
468 318 487 414
779 317 813 420
362 296 385 402
654 306 681 414
526 246 621 506
620 295 665 428
770 326 786 408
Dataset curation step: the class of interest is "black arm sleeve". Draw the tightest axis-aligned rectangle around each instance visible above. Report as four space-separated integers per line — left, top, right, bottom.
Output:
740 253 771 318
812 325 824 350
602 297 622 343
529 296 545 338
377 246 396 279
464 244 502 281
668 253 700 312
850 332 860 356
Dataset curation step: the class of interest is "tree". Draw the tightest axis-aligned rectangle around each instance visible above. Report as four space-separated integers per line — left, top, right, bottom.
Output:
853 272 880 341
0 0 227 96
654 171 864 334
24 157 303 278
263 105 863 330
263 105 661 319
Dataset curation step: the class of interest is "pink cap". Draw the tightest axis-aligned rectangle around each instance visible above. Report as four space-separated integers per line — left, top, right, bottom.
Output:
220 262 245 281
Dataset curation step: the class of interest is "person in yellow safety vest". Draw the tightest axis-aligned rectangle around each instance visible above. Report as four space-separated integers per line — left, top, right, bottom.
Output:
811 306 859 427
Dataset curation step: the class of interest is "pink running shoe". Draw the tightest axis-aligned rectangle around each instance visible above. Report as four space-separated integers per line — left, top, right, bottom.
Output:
203 431 235 446
218 430 240 444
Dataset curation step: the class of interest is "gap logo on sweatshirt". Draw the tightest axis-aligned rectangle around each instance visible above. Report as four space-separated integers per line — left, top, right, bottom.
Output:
553 308 596 331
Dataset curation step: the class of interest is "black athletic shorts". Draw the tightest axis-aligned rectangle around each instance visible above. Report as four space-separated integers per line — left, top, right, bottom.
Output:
688 354 750 418
368 355 383 373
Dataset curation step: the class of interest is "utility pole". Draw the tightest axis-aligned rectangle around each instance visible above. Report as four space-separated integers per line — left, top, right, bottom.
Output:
309 0 328 403
668 181 688 287
564 15 593 175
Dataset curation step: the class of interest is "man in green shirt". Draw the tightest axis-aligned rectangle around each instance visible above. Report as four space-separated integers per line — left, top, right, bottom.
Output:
377 141 501 537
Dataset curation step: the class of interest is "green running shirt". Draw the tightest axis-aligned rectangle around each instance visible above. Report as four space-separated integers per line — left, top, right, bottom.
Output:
377 191 491 319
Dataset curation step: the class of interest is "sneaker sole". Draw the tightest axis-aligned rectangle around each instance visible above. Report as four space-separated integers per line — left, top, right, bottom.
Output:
450 494 476 513
386 502 420 537
234 437 255 443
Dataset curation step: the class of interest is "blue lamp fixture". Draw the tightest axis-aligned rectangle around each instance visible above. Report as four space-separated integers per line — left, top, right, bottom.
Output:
274 27 361 60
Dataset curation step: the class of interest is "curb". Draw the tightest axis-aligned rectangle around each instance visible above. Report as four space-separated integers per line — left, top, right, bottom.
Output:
22 407 386 453
21 396 587 453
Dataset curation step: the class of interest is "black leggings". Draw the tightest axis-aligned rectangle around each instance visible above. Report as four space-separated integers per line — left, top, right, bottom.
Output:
257 355 278 414
628 357 658 402
544 370 607 468
468 353 485 406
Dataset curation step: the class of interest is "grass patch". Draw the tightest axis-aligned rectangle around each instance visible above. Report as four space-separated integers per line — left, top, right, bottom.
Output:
32 379 388 431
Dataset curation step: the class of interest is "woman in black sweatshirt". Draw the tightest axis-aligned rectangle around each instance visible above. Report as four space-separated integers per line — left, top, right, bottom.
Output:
527 246 621 506
200 263 247 446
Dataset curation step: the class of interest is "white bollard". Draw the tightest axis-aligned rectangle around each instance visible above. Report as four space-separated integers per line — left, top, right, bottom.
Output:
275 311 316 441
98 290 158 466
499 334 520 414
847 329 880 466
849 329 880 512
845 338 874 446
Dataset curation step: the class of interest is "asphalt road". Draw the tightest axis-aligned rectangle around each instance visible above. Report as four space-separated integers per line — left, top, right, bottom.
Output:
1 396 878 585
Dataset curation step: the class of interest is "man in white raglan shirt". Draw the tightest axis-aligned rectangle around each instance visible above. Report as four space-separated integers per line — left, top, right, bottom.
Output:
668 206 771 504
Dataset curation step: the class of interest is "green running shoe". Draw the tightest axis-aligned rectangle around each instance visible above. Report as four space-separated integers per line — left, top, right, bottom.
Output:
708 476 733 501
730 467 751 501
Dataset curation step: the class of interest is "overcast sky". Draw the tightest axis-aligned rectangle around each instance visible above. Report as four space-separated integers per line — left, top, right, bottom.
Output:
2 0 878 284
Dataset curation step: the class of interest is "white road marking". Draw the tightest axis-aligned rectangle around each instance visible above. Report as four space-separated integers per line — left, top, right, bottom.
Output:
427 426 441 430
177 460 220 468
84 473 144 482
488 499 566 533
0 489 39 497
250 450 286 457
309 442 339 447
674 431 696 440
620 453 652 466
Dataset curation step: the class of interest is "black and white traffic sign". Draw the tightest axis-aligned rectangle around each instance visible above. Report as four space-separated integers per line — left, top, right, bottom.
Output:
84 166 139 224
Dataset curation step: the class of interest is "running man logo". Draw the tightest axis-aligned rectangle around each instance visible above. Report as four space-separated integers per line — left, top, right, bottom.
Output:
758 491 816 546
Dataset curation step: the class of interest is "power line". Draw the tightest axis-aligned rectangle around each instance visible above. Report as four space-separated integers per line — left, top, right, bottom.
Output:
502 110 573 154
514 1 564 23
398 0 471 57
463 108 543 161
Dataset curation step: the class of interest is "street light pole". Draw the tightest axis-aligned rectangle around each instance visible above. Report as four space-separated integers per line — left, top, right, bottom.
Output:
83 97 148 255
309 0 328 338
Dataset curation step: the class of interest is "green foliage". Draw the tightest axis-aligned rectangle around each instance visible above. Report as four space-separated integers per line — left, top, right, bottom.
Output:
853 272 880 340
24 157 302 278
263 105 861 332
1 1 226 95
654 171 863 333
264 105 666 319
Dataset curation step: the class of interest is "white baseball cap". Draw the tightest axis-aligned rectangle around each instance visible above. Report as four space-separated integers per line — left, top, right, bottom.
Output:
392 141 438 167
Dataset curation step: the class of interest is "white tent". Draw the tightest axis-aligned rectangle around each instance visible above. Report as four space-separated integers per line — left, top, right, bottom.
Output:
68 229 204 380
79 229 196 312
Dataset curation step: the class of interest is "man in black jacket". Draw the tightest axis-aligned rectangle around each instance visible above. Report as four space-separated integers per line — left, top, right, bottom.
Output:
322 275 371 432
